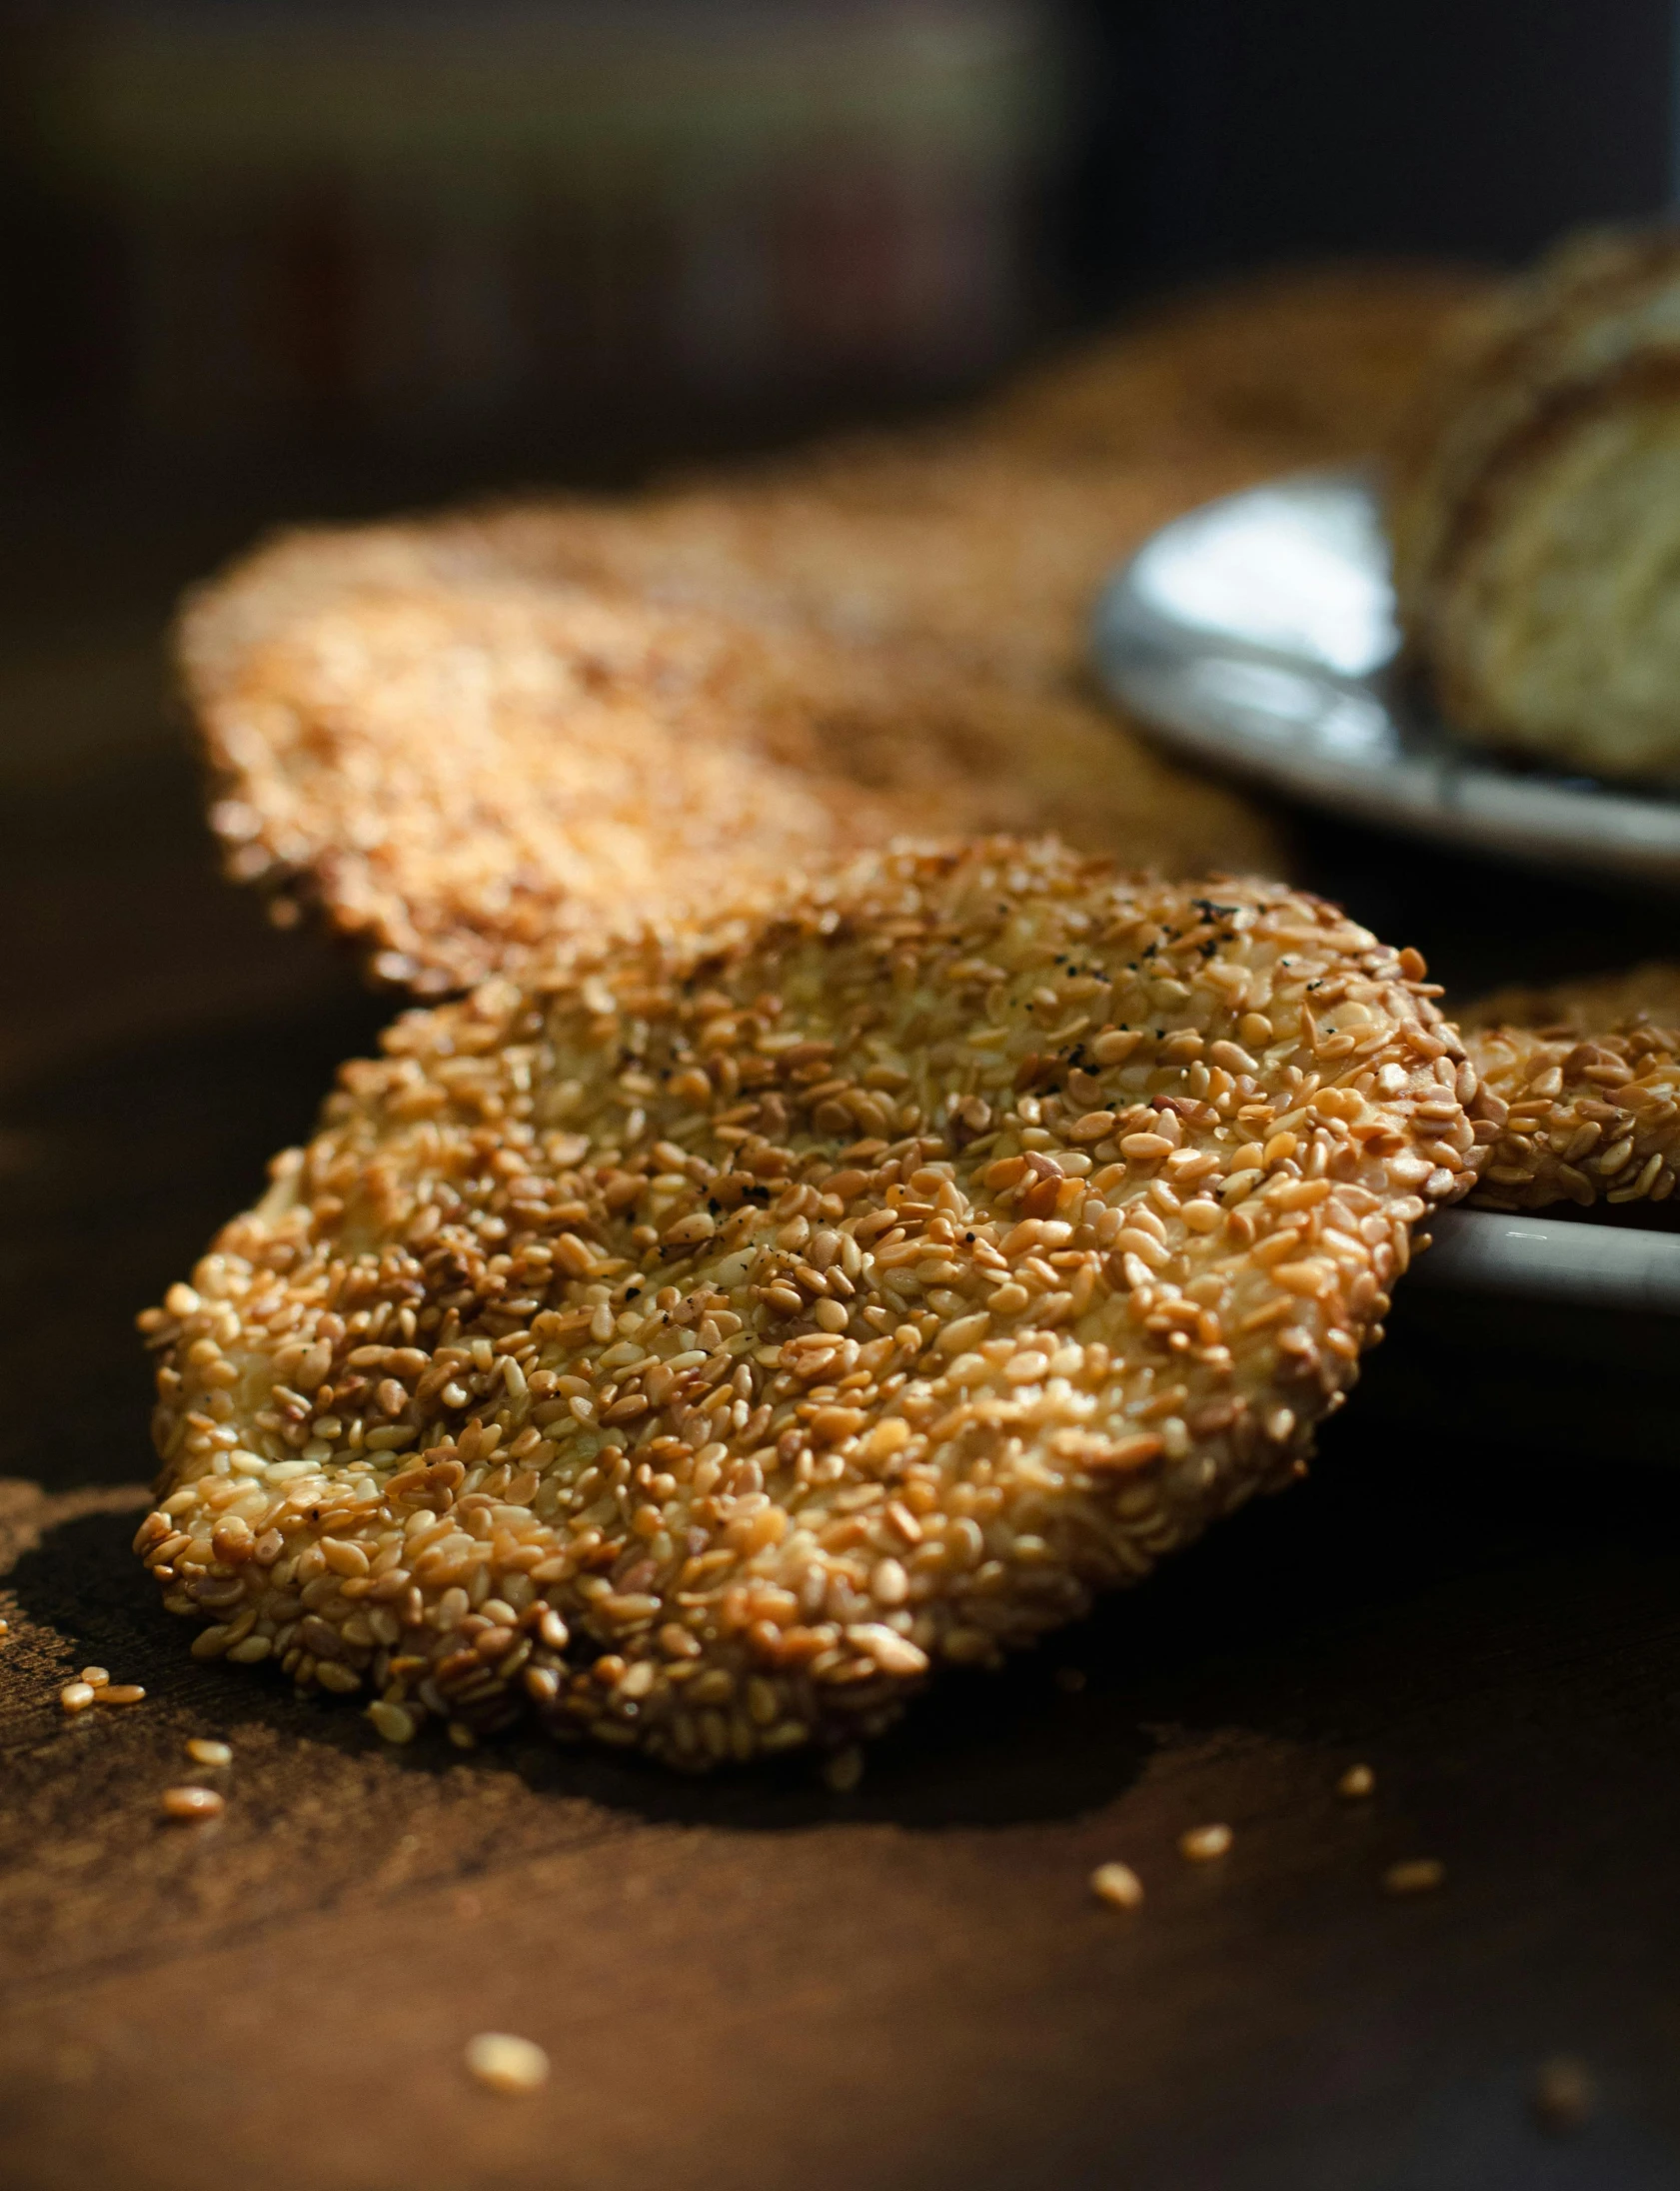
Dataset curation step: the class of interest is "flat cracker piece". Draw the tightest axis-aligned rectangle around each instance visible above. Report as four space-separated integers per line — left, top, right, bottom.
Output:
182 267 1483 996
136 843 1485 1767
1459 966 1680 1210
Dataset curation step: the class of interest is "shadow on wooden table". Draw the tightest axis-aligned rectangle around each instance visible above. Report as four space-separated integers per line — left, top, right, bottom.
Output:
5 1496 1165 1835
11 1367 1680 1839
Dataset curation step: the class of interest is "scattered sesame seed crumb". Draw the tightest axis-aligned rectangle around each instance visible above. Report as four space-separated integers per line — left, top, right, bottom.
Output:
1531 2055 1595 2136
79 1667 110 1689
368 1700 418 1745
185 1738 233 1767
96 1684 146 1706
1090 1861 1144 1910
464 2032 550 2096
160 1786 225 1822
1179 1823 1232 1862
823 1745 864 1793
59 1682 95 1714
1337 1763 1375 1798
1382 1857 1443 1895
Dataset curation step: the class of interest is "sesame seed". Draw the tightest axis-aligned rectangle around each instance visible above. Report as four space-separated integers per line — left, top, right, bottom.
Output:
59 1682 95 1714
1178 1823 1232 1863
79 1667 110 1689
185 1738 233 1767
464 2032 550 2096
161 1786 225 1822
368 1700 418 1745
1090 1861 1144 1910
95 1685 146 1706
1382 1857 1444 1895
1336 1763 1374 1799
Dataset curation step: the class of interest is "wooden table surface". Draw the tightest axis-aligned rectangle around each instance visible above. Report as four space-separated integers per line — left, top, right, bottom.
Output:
4 518 1680 2191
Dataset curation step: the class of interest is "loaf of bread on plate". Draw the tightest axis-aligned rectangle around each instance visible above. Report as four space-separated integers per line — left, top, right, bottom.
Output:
1390 225 1680 783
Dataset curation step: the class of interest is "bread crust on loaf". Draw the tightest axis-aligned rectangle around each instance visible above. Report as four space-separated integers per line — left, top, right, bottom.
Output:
1391 227 1680 780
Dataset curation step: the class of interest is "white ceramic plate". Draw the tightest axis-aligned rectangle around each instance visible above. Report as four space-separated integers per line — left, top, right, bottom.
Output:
1415 1208 1680 1315
1092 470 1680 1316
1091 467 1680 890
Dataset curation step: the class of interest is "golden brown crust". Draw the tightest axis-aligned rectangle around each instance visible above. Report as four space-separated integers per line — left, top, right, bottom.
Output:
1389 229 1680 609
134 844 1484 1767
1459 966 1680 1210
182 265 1482 995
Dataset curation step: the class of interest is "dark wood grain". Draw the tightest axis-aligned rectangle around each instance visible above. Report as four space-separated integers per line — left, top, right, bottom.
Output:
3 605 1680 2191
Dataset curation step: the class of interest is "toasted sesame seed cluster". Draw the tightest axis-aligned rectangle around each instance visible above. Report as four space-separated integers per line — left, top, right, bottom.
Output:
1459 966 1680 1210
136 844 1488 1768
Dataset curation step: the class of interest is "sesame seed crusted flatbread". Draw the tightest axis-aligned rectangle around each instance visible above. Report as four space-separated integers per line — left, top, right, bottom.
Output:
180 266 1482 996
186 507 1279 995
1459 966 1680 1210
137 844 1486 1768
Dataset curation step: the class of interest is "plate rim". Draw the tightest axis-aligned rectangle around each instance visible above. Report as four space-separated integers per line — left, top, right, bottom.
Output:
1091 466 1680 888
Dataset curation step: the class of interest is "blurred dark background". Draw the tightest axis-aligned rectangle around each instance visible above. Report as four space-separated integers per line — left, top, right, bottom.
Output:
1069 0 1673 302
0 0 1675 1091
3 0 1672 503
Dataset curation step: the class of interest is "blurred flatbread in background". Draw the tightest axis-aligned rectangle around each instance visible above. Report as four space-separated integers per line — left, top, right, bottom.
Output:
974 262 1491 466
189 511 1278 995
181 264 1488 995
1459 964 1680 1039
